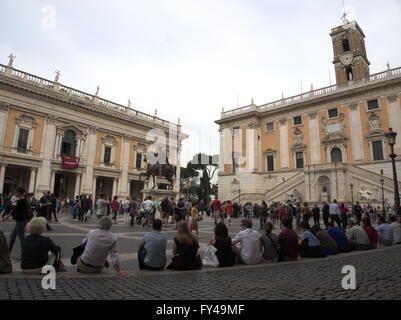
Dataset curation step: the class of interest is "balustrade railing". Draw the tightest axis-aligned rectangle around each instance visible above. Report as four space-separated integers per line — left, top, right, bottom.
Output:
0 64 176 128
221 66 401 118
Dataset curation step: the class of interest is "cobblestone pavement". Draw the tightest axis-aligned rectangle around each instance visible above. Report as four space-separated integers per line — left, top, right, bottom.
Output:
1 246 401 300
1 213 401 300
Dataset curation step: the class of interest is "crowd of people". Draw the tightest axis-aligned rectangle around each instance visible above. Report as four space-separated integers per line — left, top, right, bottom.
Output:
0 188 401 276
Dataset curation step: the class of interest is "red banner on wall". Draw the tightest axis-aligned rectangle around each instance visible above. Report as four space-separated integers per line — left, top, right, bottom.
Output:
61 155 80 169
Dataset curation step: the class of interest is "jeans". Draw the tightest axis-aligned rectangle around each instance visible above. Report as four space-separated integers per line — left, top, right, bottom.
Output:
260 215 267 229
9 221 27 254
330 214 342 228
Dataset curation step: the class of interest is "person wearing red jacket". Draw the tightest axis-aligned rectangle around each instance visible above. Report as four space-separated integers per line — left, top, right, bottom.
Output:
111 196 120 224
362 217 378 249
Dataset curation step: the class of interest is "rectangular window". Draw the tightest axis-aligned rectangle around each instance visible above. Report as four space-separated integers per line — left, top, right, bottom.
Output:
328 108 338 118
104 147 111 164
267 155 274 172
296 152 304 169
17 128 29 151
293 116 302 126
372 141 384 161
367 99 379 111
136 153 142 169
233 127 240 136
266 122 274 132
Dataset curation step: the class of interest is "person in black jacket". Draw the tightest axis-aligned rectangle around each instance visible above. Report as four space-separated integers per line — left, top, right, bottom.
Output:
322 202 330 229
208 223 235 267
21 217 59 273
8 188 30 255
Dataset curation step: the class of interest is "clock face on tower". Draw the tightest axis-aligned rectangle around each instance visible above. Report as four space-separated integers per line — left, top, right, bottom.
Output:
340 52 354 66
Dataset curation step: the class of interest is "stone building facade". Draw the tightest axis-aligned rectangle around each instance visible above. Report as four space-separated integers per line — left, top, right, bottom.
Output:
0 58 187 200
216 20 401 206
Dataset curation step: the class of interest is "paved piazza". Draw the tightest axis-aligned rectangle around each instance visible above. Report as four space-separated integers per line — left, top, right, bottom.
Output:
1 212 401 300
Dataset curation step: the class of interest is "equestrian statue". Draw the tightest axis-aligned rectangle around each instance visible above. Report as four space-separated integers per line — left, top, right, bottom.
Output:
139 152 177 190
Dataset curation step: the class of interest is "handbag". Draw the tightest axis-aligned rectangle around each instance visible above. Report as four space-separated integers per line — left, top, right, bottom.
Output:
202 245 219 267
53 246 67 272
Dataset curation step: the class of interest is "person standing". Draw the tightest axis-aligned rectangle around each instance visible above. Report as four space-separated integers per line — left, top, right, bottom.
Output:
301 202 311 224
190 202 199 236
322 201 330 229
38 191 53 231
340 203 349 229
111 196 120 224
259 201 268 230
141 196 155 228
286 201 295 229
81 195 90 222
95 194 109 220
225 200 233 227
123 197 131 225
353 201 363 226
311 204 320 226
160 197 171 225
329 200 342 228
8 188 30 256
212 197 221 225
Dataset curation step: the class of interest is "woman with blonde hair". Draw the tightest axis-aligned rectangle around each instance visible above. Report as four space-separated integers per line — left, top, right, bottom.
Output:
167 221 202 270
21 217 60 273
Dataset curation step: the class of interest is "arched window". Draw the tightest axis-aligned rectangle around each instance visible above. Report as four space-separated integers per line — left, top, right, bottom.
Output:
61 130 76 156
342 39 350 52
331 148 343 163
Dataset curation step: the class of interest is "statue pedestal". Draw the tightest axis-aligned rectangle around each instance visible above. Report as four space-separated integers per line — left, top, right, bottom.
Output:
141 188 180 201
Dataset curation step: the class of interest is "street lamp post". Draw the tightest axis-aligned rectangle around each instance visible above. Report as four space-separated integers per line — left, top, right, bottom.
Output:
385 128 401 216
380 174 386 219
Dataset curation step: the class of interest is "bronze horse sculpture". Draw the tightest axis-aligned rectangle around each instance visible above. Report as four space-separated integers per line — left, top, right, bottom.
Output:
139 162 177 190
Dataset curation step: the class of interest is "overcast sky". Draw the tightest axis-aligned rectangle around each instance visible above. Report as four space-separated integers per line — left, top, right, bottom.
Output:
1 0 401 166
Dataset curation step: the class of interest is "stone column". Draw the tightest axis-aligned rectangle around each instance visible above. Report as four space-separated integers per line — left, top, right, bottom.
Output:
279 119 289 169
0 163 6 194
247 122 260 172
348 103 364 162
50 170 56 194
74 174 81 197
308 112 320 164
93 176 97 199
28 168 37 194
54 132 62 159
0 103 10 152
36 116 58 196
118 136 131 199
82 127 97 195
174 148 181 192
112 178 118 197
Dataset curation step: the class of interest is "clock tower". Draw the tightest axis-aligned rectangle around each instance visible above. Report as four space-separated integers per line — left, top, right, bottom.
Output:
330 20 370 87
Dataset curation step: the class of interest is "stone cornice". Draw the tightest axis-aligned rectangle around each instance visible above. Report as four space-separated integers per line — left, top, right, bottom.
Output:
216 67 401 124
0 72 181 134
